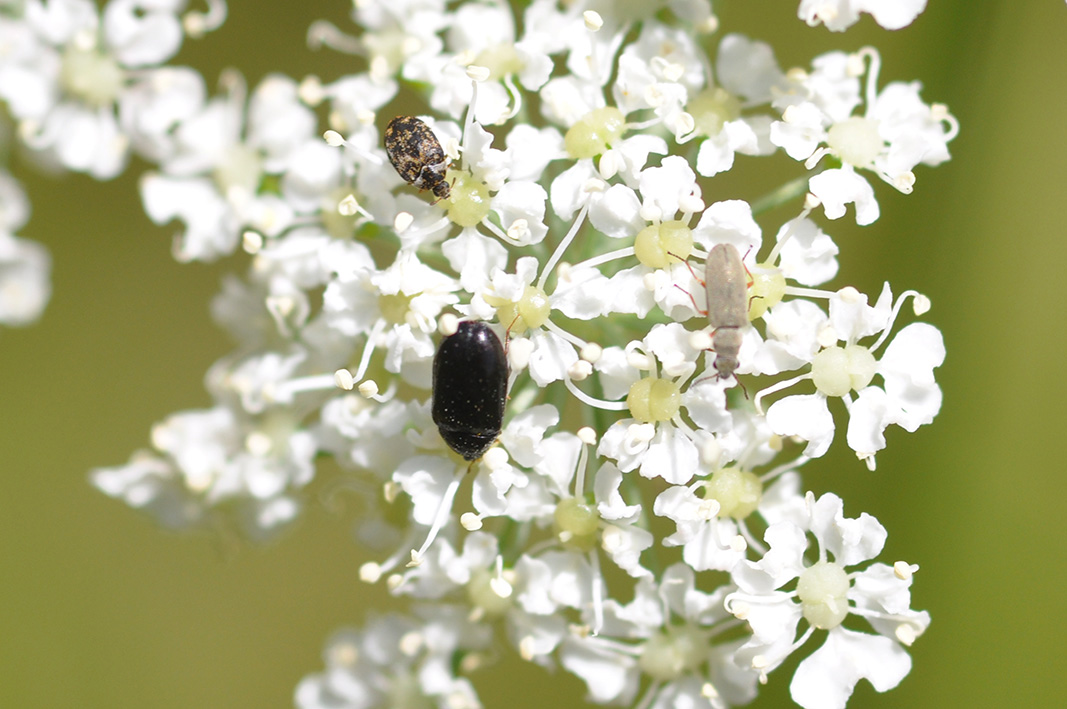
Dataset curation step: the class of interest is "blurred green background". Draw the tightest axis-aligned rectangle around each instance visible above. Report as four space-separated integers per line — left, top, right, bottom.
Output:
2 0 1064 706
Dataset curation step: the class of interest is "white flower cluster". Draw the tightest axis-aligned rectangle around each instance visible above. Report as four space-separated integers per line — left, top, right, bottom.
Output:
1 1 954 708
0 169 51 328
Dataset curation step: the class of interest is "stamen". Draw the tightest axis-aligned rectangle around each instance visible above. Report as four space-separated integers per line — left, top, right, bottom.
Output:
461 78 479 170
360 527 419 583
573 433 591 496
408 473 463 566
736 518 765 556
869 289 925 352
759 453 810 484
588 549 604 636
855 47 882 114
626 116 662 131
566 246 635 272
543 319 588 349
334 369 355 390
306 20 364 55
351 319 386 381
242 230 263 254
268 373 339 403
754 372 811 415
564 378 629 411
479 217 521 246
438 313 459 336
894 560 919 581
537 202 590 290
183 0 228 38
804 146 831 171
501 74 523 122
783 285 835 299
764 206 813 265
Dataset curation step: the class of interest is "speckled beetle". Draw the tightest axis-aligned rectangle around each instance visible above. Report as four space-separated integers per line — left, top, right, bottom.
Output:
384 115 451 202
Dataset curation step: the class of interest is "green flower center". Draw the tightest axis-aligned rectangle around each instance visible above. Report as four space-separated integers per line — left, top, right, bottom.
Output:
634 220 693 269
627 377 681 423
796 560 851 629
688 87 742 137
564 107 626 159
827 116 883 169
445 170 491 227
811 345 876 397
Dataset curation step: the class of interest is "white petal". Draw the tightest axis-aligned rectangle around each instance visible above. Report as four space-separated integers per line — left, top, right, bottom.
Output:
551 265 610 320
691 199 762 255
846 386 890 459
549 159 597 221
104 1 182 67
441 228 508 293
808 492 886 566
493 180 549 245
790 628 912 709
605 265 656 317
559 636 639 704
775 216 839 286
809 168 880 225
595 462 641 522
588 183 643 239
601 523 653 578
0 234 51 326
500 404 560 468
857 0 928 30
639 425 699 484
766 394 835 458
717 34 784 103
393 456 457 526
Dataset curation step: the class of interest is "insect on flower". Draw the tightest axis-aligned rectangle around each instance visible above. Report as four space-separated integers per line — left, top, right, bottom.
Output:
384 115 452 202
432 321 509 461
704 243 749 381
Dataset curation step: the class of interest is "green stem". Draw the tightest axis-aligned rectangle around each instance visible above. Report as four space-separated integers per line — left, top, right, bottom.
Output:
750 173 812 216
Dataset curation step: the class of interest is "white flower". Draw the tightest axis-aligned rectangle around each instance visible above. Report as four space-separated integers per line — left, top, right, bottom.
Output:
762 284 943 467
140 73 317 261
596 323 725 484
295 607 490 709
323 248 459 388
0 172 51 326
689 34 784 177
0 0 210 178
798 0 928 32
726 492 928 709
91 404 315 539
656 469 806 573
73 3 953 707
771 48 957 225
561 563 760 708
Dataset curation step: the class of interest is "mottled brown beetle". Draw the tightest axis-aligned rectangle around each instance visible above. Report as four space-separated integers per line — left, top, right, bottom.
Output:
384 115 451 202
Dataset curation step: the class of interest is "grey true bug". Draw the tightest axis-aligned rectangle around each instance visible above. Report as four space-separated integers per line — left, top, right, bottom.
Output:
432 320 509 461
704 243 749 382
384 115 451 202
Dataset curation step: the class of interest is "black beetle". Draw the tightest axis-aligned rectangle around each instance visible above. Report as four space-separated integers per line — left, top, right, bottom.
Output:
432 321 509 461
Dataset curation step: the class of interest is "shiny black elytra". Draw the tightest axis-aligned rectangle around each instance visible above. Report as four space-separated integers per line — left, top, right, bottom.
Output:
432 321 509 461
